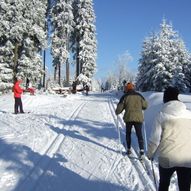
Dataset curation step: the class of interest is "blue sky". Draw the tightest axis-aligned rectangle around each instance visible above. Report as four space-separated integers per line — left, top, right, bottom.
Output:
93 0 191 80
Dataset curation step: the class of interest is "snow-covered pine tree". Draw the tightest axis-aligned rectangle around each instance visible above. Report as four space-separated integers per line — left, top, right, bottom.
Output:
0 0 26 91
170 37 191 92
136 19 190 92
136 33 158 91
0 40 14 92
0 0 47 91
73 0 97 83
183 54 191 92
51 0 74 85
42 0 55 88
17 0 47 87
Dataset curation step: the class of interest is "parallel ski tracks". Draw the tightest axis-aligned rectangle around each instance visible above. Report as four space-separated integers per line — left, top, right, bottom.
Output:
14 96 156 190
16 101 87 191
108 97 156 191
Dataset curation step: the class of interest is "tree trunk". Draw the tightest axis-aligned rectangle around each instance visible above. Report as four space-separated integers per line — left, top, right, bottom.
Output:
66 59 70 86
54 64 57 81
65 36 70 86
58 62 61 85
76 45 80 78
43 50 46 88
80 60 83 74
13 43 20 81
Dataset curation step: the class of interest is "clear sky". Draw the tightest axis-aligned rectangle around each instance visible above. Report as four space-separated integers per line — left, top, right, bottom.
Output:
93 0 191 80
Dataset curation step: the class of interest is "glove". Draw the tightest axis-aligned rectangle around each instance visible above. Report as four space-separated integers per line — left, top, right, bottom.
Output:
147 155 154 161
147 142 157 161
146 150 154 161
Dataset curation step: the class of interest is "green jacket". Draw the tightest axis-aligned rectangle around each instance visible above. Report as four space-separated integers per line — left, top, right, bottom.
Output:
115 90 148 123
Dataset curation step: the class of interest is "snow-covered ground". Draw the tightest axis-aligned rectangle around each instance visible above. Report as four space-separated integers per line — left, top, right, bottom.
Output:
0 90 191 191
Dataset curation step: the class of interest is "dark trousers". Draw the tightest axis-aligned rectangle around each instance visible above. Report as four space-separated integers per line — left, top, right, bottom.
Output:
159 165 191 191
125 122 144 150
14 97 24 114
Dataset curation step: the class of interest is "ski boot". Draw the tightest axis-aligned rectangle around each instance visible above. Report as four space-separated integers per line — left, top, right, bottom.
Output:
139 149 145 161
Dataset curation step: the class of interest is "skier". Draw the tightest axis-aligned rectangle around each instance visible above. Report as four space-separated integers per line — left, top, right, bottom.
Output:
13 77 25 114
147 86 191 191
84 84 89 95
115 82 148 158
101 84 104 92
72 81 77 94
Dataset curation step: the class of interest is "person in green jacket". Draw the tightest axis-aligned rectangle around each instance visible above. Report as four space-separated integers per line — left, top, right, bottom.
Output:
115 82 148 157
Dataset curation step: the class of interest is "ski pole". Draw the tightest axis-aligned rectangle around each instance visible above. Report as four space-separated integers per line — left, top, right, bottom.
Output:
142 111 148 152
151 159 157 191
142 121 148 152
116 115 122 154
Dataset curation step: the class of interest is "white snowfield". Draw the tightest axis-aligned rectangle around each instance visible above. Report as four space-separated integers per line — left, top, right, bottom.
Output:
1 91 190 191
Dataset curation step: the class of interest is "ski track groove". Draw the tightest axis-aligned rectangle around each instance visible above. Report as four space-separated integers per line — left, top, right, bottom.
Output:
105 98 134 189
74 96 125 191
81 96 124 187
58 108 116 182
100 100 124 182
66 138 103 181
0 94 156 190
108 97 156 191
15 101 87 191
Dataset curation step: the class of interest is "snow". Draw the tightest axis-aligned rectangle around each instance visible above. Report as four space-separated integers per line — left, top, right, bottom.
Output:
1 90 191 191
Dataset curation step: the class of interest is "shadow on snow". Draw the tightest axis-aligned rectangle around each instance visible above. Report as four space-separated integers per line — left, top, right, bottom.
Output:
0 138 127 191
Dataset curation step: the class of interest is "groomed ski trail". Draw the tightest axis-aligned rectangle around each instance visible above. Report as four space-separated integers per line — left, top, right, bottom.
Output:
0 92 158 191
33 93 155 191
16 101 87 191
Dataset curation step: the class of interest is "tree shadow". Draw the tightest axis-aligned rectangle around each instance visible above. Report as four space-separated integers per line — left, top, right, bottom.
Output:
0 138 127 191
65 118 118 139
36 111 119 153
49 123 119 153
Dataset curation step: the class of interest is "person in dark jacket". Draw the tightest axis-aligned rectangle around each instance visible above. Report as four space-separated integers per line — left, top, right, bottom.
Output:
72 81 77 94
115 82 148 157
84 84 89 95
13 77 24 114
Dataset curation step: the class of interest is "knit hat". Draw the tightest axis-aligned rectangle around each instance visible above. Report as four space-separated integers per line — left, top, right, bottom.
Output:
163 86 179 103
126 82 134 91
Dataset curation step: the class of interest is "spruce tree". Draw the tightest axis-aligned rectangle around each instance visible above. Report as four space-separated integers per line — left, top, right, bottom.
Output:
0 0 47 91
0 40 14 92
136 19 191 92
136 33 158 91
183 55 191 92
73 0 97 82
51 0 74 85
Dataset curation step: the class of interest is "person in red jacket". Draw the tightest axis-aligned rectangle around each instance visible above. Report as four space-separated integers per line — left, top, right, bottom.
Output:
13 77 24 114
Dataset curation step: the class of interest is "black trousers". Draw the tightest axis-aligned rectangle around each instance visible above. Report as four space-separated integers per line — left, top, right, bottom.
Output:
159 165 191 191
125 122 144 150
14 97 24 114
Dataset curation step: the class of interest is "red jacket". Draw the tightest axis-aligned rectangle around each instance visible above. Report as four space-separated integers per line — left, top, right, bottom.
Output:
13 81 23 98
